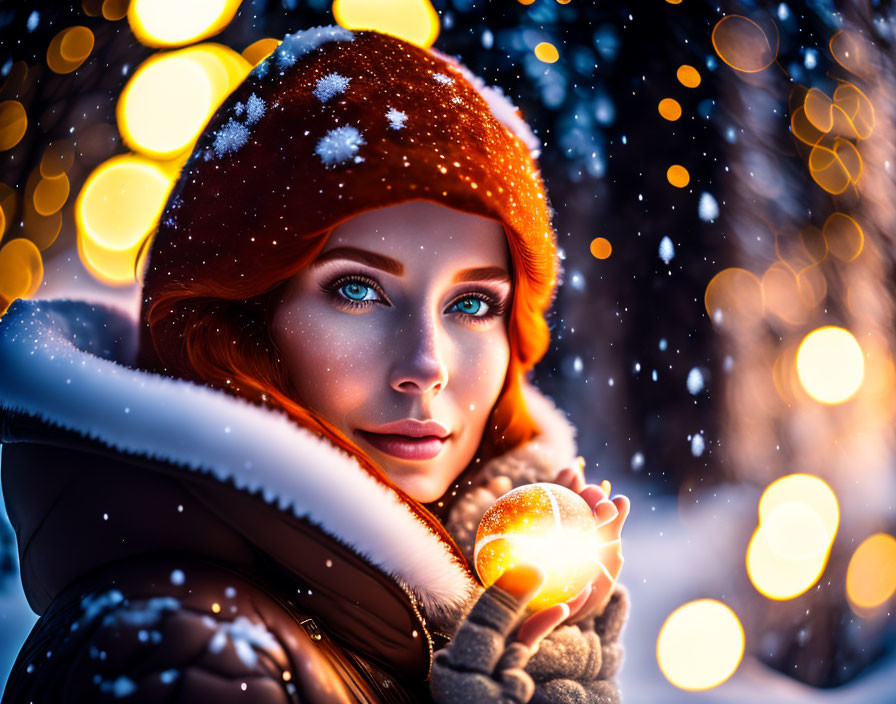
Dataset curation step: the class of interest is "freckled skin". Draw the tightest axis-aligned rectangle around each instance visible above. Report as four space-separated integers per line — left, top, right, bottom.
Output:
271 200 512 502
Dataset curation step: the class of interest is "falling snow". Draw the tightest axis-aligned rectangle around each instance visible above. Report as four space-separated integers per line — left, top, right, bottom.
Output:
698 192 719 222
26 11 39 32
686 367 705 395
691 433 706 457
313 73 351 103
659 236 675 264
207 616 279 669
315 125 365 167
213 120 250 158
275 25 355 69
386 107 408 130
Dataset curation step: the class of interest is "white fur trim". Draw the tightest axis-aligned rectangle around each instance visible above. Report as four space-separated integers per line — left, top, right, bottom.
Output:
0 299 475 621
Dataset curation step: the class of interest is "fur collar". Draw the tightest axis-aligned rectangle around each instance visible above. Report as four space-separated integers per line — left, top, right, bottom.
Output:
0 298 578 627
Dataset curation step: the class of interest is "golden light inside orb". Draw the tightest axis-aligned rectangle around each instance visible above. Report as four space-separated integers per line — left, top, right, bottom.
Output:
128 0 243 47
846 533 896 613
475 483 604 611
657 599 744 691
796 326 864 404
333 0 440 49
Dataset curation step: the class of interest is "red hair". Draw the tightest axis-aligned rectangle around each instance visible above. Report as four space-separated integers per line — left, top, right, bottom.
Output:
142 216 556 566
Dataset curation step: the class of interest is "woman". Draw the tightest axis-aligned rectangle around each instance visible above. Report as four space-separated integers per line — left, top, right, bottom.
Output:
0 26 629 703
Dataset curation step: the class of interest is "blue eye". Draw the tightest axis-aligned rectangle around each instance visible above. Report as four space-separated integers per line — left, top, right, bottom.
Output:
340 281 376 302
453 297 486 316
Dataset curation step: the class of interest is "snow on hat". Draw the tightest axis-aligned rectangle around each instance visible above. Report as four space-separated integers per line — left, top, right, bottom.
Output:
140 26 559 377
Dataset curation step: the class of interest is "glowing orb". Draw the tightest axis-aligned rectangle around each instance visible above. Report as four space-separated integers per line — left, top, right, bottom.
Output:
474 483 602 611
657 599 744 691
796 326 864 404
333 0 440 49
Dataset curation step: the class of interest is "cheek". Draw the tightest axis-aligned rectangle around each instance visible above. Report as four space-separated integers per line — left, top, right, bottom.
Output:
272 304 388 410
453 330 510 414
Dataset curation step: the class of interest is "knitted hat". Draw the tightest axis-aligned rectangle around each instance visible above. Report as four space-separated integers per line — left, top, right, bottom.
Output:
138 26 559 385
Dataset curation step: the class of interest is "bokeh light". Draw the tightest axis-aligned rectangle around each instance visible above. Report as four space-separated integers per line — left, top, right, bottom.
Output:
666 164 689 188
704 267 764 326
32 174 70 216
46 26 95 74
846 533 896 612
75 153 175 254
758 474 839 539
128 0 244 47
747 501 832 600
676 64 701 87
0 101 27 152
712 15 777 73
657 600 744 691
39 140 75 179
333 0 440 49
823 212 864 262
0 238 43 304
830 30 870 76
590 237 612 259
808 137 863 195
102 0 130 21
242 37 280 66
796 326 864 404
0 183 16 239
658 98 682 121
117 44 250 159
534 42 560 63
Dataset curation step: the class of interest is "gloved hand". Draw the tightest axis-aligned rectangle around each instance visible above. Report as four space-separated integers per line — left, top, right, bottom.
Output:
429 565 572 704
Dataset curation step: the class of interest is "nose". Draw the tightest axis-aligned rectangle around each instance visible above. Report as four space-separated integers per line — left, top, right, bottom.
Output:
389 314 449 395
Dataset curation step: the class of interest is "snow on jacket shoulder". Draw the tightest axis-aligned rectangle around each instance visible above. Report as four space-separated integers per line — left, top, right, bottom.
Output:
0 298 628 703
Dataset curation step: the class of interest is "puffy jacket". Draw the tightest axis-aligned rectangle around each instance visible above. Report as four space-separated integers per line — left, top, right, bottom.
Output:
0 298 626 702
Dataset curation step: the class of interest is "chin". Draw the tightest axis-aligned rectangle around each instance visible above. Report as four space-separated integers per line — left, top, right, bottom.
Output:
390 472 447 504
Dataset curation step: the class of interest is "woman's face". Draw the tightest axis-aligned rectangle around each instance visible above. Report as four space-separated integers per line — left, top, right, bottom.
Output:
271 199 512 503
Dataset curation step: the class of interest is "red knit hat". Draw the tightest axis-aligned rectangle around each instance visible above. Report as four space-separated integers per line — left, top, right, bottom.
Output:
138 26 559 383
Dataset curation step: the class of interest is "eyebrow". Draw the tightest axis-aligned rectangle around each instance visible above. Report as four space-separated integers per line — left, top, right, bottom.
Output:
310 246 511 285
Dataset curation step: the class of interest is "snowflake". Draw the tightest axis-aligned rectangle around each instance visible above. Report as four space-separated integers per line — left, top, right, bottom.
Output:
313 73 351 103
233 102 245 117
386 107 408 130
433 72 455 85
698 192 719 222
686 367 705 395
213 120 250 158
691 433 706 457
253 59 270 79
315 125 365 168
245 93 265 124
658 236 675 264
275 25 355 69
207 616 279 669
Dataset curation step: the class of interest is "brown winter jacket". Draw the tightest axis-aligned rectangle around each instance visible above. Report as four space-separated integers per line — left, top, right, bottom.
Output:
0 298 627 703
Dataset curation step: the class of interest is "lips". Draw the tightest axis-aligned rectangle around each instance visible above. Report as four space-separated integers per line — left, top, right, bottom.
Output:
355 429 450 461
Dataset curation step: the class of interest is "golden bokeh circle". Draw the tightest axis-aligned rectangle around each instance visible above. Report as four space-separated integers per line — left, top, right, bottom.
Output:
534 42 559 64
0 101 27 151
847 533 896 611
658 98 682 121
590 237 612 260
712 15 777 73
677 64 701 87
666 164 690 188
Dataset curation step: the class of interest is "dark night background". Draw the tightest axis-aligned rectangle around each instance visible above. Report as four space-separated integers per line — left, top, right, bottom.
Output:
2 0 896 700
